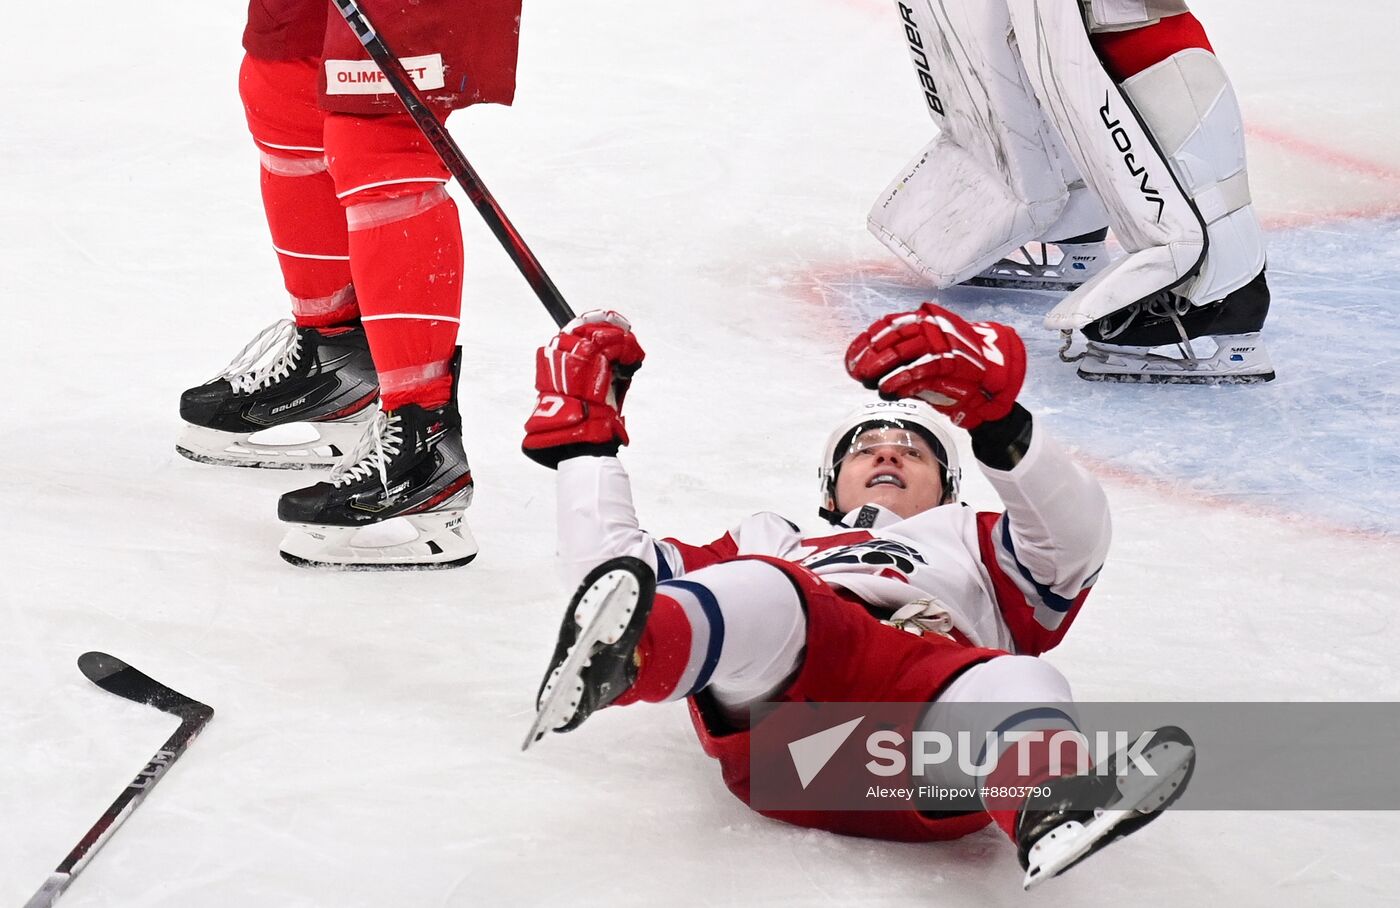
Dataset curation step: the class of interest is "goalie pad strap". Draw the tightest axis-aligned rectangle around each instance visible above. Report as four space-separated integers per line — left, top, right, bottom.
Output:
1195 170 1251 225
1081 0 1191 32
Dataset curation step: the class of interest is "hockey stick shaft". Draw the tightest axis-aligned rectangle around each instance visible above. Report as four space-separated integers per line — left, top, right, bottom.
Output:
25 717 209 908
328 0 576 328
25 654 213 908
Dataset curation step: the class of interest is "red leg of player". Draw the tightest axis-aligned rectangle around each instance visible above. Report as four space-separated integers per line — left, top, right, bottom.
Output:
324 113 461 410
239 55 358 327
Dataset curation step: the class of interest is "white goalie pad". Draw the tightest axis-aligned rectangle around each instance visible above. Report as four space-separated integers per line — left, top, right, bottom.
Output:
1117 49 1265 310
869 0 1107 288
1009 0 1205 330
870 137 1053 288
1008 1 1264 330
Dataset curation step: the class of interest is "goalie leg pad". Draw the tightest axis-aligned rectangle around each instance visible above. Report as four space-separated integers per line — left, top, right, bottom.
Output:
870 0 1107 288
1009 0 1207 331
1111 43 1265 310
1010 3 1265 331
870 136 1056 288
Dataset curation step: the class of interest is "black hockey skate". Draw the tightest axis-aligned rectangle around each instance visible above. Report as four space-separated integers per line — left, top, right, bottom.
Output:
276 360 476 570
1017 725 1196 890
522 557 657 751
177 319 379 468
1075 269 1274 383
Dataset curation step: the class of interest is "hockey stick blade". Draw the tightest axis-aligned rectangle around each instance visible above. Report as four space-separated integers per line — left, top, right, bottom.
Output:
25 655 213 908
78 652 213 724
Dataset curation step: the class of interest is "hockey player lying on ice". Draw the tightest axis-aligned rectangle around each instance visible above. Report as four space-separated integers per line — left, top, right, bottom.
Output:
521 303 1196 889
870 0 1273 383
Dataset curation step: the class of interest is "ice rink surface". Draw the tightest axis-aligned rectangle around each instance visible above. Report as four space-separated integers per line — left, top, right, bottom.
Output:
3 1 1399 905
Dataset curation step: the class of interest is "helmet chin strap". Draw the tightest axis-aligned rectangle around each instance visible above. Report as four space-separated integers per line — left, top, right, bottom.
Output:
817 489 963 523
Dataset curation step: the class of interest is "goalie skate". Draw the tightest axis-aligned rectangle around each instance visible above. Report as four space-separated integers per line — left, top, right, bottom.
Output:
966 231 1112 292
1075 332 1274 384
523 557 657 751
177 320 378 469
1070 270 1275 383
1019 725 1196 890
277 357 476 570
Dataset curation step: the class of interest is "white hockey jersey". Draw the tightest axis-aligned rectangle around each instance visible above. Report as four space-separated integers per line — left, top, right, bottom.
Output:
555 425 1110 656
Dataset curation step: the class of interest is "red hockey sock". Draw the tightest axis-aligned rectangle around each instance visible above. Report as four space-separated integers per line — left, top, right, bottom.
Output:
260 164 358 328
326 112 459 411
612 593 694 706
240 54 358 328
346 189 462 410
983 733 1090 841
1091 12 1214 83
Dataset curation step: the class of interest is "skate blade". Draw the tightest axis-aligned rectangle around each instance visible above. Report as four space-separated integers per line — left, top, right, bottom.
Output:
965 242 1109 293
1023 742 1195 890
279 511 478 571
522 568 642 752
1076 334 1275 384
966 276 1088 292
1078 370 1275 385
176 420 370 470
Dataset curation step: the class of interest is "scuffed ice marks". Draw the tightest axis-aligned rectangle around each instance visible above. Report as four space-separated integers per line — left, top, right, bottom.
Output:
823 217 1400 536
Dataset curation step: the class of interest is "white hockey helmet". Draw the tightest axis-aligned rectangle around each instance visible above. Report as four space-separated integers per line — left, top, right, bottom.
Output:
818 398 961 521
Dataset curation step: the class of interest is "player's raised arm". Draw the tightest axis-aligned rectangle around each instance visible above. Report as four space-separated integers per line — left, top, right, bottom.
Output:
520 310 656 585
847 302 1110 653
523 312 806 589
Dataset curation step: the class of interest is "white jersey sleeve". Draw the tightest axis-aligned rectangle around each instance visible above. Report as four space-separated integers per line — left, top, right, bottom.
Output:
975 424 1111 653
555 456 805 590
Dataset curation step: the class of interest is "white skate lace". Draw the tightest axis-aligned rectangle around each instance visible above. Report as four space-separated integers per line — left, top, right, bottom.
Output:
882 598 954 638
1059 292 1197 365
213 320 303 393
329 408 404 491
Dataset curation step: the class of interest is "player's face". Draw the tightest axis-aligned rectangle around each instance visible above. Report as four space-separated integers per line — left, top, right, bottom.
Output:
833 427 945 519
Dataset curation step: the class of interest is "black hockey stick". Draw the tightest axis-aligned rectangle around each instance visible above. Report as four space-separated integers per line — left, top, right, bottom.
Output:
329 0 576 329
25 653 214 908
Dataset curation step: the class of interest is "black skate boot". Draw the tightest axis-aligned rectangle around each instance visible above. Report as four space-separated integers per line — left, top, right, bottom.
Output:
1017 725 1196 890
1076 269 1274 383
522 557 658 751
177 319 379 468
276 354 476 570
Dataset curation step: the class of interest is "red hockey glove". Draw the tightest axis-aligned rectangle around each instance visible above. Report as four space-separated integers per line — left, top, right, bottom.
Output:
845 302 1026 430
523 310 645 469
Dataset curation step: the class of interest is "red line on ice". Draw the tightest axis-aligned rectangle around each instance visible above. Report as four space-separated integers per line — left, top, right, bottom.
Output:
1247 124 1400 186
